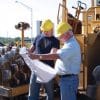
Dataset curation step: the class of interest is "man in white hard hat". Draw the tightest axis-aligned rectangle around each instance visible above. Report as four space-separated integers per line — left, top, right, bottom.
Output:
28 21 81 100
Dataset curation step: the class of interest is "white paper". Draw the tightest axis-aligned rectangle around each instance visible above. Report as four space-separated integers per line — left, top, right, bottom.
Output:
20 47 57 83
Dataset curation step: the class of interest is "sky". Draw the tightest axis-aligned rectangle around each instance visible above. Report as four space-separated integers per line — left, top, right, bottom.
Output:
0 0 91 38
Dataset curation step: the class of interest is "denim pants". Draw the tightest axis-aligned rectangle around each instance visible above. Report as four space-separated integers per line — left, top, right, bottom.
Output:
59 75 79 100
28 72 54 100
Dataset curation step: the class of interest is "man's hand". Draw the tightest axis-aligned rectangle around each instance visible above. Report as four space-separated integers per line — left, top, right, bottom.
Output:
28 45 35 53
50 48 58 54
28 53 35 59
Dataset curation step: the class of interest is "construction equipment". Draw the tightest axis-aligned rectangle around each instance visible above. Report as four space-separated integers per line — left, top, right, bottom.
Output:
57 0 86 34
72 1 87 20
0 47 31 99
82 1 100 99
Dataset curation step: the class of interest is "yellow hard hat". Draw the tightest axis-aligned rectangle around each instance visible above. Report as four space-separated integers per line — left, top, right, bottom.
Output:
56 22 72 37
40 19 53 31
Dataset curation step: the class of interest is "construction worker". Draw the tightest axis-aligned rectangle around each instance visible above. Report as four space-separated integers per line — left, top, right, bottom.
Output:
28 19 60 100
28 22 81 100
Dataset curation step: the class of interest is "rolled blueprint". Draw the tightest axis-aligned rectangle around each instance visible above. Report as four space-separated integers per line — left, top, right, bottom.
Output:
20 47 57 83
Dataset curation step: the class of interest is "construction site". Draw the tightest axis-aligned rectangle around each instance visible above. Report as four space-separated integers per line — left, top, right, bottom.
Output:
0 0 100 100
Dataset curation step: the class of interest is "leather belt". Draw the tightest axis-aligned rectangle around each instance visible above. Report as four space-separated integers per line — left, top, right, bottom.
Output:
59 74 77 78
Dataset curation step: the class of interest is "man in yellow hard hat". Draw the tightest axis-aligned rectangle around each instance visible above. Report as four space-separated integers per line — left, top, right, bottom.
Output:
28 21 81 100
55 22 81 100
28 19 60 100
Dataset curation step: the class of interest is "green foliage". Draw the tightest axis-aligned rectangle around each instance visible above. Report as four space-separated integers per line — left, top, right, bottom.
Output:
0 37 34 46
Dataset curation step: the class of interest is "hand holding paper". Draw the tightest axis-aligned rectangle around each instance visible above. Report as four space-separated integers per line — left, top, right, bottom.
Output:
19 47 57 83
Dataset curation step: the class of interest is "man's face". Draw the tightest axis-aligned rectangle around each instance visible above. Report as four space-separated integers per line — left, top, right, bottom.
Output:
58 33 66 43
43 29 53 37
58 31 72 42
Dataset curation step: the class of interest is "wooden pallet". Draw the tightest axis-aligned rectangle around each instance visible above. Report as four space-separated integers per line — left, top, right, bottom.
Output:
0 84 29 97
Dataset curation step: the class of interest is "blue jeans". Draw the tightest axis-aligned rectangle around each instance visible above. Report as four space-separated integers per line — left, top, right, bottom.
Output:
59 75 79 100
28 72 54 100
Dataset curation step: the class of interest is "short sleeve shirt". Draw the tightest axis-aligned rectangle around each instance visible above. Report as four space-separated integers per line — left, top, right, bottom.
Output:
33 33 60 67
55 37 81 75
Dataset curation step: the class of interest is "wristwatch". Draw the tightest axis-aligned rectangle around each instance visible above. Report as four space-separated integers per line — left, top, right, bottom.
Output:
39 55 42 59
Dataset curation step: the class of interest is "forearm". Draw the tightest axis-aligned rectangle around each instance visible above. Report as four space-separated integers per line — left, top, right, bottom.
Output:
29 45 35 53
29 53 59 60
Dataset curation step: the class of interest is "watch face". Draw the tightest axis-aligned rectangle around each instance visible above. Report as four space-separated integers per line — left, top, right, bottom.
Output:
39 55 42 59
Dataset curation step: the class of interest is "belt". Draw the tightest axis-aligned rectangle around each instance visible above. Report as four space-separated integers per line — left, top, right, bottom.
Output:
59 74 77 78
